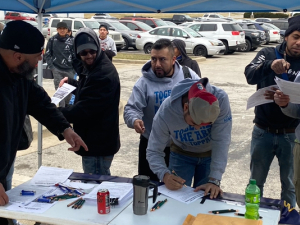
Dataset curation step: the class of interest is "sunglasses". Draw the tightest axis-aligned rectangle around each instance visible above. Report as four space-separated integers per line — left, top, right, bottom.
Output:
79 49 97 56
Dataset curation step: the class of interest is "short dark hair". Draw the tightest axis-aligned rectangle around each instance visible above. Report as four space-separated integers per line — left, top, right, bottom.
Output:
151 38 174 55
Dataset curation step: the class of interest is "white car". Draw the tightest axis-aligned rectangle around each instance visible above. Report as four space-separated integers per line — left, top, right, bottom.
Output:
261 23 280 43
263 23 283 43
136 26 225 57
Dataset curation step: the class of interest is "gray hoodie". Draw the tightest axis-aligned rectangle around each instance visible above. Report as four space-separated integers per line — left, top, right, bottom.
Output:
124 60 199 139
146 79 232 181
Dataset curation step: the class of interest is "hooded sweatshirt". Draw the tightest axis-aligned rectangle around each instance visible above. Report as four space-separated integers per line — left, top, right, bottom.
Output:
59 27 120 156
245 42 300 129
146 79 232 181
45 33 75 71
124 60 199 139
172 39 201 77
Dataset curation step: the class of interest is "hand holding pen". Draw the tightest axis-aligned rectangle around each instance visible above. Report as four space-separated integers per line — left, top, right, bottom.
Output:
271 53 290 75
163 171 186 190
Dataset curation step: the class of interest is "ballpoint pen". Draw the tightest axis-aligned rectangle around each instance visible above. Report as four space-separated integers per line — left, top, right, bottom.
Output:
171 170 187 187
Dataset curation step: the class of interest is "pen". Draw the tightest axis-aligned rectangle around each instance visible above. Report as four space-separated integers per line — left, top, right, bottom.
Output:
150 201 161 211
77 199 85 209
171 170 187 187
209 209 239 214
20 190 36 196
235 213 262 219
156 199 167 209
67 197 82 207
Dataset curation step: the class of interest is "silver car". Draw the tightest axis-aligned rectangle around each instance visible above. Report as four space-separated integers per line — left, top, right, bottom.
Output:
135 26 225 57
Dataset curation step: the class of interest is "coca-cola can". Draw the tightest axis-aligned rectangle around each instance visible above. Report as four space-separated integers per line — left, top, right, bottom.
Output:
97 189 110 214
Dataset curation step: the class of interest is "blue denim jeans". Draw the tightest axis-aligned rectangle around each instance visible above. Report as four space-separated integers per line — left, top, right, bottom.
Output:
250 125 296 206
168 151 211 188
82 155 114 175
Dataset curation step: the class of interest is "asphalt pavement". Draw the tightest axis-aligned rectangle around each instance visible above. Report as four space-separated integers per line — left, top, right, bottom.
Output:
11 43 288 224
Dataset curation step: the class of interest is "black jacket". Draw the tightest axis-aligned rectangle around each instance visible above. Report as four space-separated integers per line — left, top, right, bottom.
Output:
60 28 121 157
245 42 300 129
0 56 70 182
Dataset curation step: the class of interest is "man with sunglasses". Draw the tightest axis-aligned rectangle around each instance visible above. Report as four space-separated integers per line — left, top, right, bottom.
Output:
147 78 232 198
58 27 120 176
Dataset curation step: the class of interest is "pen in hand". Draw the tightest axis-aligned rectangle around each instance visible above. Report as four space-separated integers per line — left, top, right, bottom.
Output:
172 170 187 187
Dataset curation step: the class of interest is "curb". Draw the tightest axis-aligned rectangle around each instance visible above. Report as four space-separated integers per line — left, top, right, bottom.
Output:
113 57 206 64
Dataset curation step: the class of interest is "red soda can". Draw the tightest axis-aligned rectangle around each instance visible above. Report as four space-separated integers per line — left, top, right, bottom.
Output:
97 189 110 214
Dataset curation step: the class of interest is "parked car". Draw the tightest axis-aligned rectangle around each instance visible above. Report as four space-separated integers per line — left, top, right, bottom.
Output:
251 22 271 44
119 17 168 28
47 17 124 51
36 13 58 24
164 21 177 26
263 23 283 43
260 24 280 43
202 13 233 21
254 18 271 22
5 12 35 21
96 19 141 50
136 26 225 57
187 21 246 54
179 22 194 27
237 23 266 52
91 13 118 20
119 20 152 32
268 19 288 43
161 14 194 25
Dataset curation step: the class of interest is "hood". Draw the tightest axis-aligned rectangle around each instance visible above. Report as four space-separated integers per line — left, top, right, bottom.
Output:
170 78 211 104
172 39 188 61
276 41 286 55
73 27 101 61
141 60 183 83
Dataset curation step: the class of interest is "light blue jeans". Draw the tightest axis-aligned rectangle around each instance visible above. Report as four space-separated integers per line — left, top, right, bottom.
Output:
168 151 211 188
250 125 296 206
82 155 114 175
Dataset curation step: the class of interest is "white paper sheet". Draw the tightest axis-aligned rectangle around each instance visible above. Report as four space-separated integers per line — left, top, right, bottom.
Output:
275 77 300 104
158 185 204 204
6 184 50 205
85 182 133 202
62 179 96 190
6 201 56 214
30 166 73 186
51 83 76 105
246 85 278 110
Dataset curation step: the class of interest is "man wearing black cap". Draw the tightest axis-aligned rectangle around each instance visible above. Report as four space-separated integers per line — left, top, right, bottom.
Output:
244 15 300 207
0 21 88 224
99 24 117 61
45 21 75 107
59 27 120 176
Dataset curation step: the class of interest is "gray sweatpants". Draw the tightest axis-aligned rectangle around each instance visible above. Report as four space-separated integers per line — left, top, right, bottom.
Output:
52 67 75 107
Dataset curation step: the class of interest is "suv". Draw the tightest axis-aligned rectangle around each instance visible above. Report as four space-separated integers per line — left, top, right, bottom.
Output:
5 12 35 21
47 17 124 51
119 20 152 32
95 19 141 50
120 17 168 28
187 21 246 54
255 18 271 22
91 13 118 20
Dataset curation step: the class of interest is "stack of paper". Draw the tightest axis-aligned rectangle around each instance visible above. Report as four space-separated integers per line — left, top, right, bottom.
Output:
85 181 133 207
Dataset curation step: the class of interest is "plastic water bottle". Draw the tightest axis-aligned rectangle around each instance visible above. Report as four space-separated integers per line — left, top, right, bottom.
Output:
245 179 260 220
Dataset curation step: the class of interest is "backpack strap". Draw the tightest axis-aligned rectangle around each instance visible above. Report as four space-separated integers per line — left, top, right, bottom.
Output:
182 66 192 79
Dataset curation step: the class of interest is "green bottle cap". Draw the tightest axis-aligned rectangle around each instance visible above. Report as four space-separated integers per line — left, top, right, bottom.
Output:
249 179 256 185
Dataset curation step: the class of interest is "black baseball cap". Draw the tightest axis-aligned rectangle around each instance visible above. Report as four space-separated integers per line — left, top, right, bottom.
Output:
99 24 108 31
75 33 98 54
0 20 44 54
57 22 68 29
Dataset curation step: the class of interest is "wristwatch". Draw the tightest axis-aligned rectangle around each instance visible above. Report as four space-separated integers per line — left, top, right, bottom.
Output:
208 179 220 187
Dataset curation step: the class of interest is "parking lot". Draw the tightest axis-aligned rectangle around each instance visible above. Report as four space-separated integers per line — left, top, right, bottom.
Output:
12 42 286 206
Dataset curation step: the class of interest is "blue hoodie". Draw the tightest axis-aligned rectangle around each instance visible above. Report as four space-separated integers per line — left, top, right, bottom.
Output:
124 60 199 139
146 79 232 181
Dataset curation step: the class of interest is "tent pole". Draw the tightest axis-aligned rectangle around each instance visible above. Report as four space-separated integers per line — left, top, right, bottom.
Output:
37 12 43 169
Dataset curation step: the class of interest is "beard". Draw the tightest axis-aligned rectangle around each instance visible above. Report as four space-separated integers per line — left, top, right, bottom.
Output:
154 67 173 78
16 60 36 79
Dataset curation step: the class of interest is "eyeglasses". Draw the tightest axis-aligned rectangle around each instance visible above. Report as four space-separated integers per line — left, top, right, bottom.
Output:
79 50 97 56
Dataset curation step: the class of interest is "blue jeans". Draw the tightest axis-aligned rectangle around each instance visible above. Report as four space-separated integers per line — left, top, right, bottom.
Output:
250 125 296 206
168 151 211 188
82 155 114 175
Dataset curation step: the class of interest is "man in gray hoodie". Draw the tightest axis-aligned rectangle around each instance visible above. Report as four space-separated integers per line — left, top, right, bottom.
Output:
147 78 232 198
124 39 199 181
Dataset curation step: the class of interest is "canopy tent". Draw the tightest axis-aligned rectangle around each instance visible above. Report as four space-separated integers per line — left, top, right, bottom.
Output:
0 0 298 168
0 0 300 13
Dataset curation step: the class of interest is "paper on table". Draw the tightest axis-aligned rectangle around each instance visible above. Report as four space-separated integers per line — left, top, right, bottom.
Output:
51 83 76 105
158 185 204 204
6 184 50 205
85 181 133 201
31 166 73 186
62 179 96 190
6 201 57 214
246 85 278 110
275 77 300 104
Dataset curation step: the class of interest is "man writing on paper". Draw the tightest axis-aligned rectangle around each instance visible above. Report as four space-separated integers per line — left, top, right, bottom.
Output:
147 78 232 198
59 27 120 176
0 21 88 221
244 15 300 207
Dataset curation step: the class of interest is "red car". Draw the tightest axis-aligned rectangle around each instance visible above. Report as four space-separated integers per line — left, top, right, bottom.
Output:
5 12 36 21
